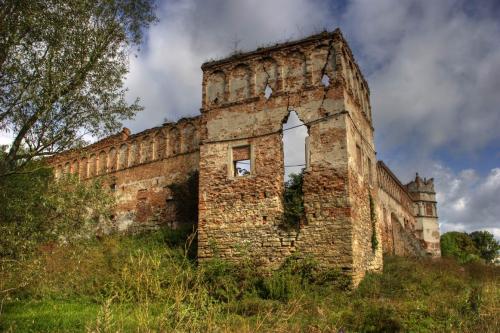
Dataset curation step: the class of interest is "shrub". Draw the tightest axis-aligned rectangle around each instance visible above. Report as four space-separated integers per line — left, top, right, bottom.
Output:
283 171 304 227
0 168 114 259
469 230 499 262
440 231 481 264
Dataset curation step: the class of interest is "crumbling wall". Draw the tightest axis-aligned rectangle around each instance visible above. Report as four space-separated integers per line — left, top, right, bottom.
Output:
48 117 201 231
47 29 438 281
198 30 381 282
377 162 428 256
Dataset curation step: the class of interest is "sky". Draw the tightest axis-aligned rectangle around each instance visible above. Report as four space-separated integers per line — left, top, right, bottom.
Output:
2 0 498 237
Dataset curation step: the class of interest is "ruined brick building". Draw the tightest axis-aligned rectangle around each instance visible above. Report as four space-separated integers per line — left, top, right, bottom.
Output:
48 30 440 284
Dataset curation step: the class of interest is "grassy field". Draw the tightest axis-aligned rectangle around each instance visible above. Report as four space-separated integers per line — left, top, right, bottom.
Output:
1 229 498 332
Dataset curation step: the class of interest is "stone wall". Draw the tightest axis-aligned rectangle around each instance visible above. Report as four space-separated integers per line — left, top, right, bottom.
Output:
48 117 201 231
198 30 381 284
47 29 439 284
377 161 431 256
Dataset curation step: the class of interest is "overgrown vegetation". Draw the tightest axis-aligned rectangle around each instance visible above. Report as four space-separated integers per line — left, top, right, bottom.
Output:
0 163 114 259
0 0 157 176
283 171 304 227
369 193 379 252
441 231 499 264
1 229 498 332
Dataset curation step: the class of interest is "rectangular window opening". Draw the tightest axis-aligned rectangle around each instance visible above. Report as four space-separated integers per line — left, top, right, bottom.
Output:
232 145 251 177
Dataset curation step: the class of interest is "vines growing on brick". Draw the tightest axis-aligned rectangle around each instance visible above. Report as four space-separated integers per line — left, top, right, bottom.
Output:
369 193 379 252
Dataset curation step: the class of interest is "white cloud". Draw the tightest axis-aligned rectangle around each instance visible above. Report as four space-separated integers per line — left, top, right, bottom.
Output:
431 165 500 237
342 0 500 154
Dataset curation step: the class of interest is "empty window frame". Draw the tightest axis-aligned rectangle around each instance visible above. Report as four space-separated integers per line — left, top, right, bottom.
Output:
232 145 251 177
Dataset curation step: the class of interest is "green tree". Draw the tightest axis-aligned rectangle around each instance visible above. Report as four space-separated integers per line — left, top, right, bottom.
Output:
0 162 115 258
469 230 499 262
440 232 480 264
283 171 304 227
0 0 156 175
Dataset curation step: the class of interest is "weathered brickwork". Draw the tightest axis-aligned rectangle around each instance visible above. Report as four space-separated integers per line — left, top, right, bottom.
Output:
48 117 201 231
377 161 440 257
198 30 383 284
48 29 440 285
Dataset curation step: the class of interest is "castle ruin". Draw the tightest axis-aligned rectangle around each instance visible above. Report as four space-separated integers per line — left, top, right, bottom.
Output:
48 30 441 284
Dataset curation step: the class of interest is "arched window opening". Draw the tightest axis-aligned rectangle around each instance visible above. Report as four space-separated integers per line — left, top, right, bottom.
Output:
264 84 273 99
321 74 330 87
282 111 309 227
282 111 309 182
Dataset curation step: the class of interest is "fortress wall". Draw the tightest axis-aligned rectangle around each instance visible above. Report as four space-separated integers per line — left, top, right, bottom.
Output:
198 30 382 283
45 29 438 283
48 117 201 231
377 162 427 256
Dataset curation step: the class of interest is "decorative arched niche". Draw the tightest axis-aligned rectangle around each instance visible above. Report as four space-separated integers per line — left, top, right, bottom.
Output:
206 70 226 105
129 141 138 166
80 157 87 178
72 160 79 175
108 147 117 171
98 151 107 174
256 57 279 97
182 123 196 153
286 51 306 91
140 136 151 163
55 165 63 179
169 127 180 156
64 162 70 174
118 144 128 169
88 154 96 177
229 64 251 101
312 44 336 85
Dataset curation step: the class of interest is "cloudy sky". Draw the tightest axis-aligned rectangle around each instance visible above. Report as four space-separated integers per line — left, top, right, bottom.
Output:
2 0 496 237
122 0 500 237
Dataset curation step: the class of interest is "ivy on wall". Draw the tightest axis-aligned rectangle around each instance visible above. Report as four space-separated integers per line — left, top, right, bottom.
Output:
369 194 379 252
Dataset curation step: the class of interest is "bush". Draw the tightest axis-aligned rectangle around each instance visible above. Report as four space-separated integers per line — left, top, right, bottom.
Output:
1 234 499 332
0 168 114 259
440 231 481 264
283 171 304 227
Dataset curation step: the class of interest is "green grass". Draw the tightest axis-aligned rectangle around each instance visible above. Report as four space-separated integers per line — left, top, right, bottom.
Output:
1 229 499 332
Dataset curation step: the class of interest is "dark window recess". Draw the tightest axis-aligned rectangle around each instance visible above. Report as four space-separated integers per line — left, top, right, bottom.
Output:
426 203 433 216
232 145 251 177
110 183 117 192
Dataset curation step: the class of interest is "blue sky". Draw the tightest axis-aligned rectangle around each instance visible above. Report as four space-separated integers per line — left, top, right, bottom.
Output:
120 0 500 237
2 0 496 237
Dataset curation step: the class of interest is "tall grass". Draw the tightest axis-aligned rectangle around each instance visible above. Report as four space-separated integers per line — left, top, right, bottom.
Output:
1 228 498 332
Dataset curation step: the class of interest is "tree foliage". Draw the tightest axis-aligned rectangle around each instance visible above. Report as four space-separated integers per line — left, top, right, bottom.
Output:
0 0 157 175
469 231 499 262
0 161 115 258
283 171 304 227
441 231 499 264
